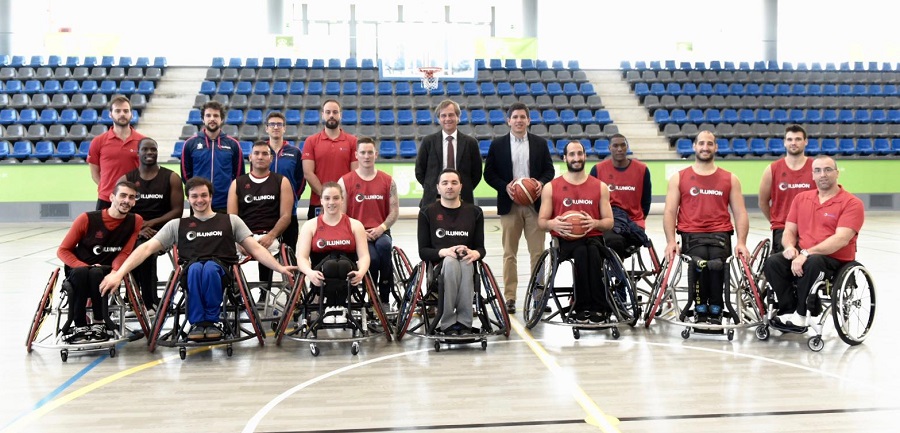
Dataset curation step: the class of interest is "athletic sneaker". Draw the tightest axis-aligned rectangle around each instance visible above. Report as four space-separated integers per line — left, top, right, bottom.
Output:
66 326 92 344
89 323 110 342
204 324 223 340
589 311 607 323
709 305 723 324
187 324 206 341
577 310 591 322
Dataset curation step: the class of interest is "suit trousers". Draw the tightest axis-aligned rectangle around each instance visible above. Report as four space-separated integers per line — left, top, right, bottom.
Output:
500 204 546 301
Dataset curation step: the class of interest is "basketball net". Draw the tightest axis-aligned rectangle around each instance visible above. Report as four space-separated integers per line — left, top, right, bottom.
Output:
418 67 442 91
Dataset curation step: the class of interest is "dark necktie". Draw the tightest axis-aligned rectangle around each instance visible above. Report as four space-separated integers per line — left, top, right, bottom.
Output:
446 136 455 169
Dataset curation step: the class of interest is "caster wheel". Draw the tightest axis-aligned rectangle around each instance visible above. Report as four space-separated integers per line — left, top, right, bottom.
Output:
434 341 441 352
271 320 278 332
351 342 360 356
681 328 691 339
179 347 186 360
808 336 824 352
572 328 581 340
60 349 68 363
481 340 487 351
109 347 117 358
727 330 735 341
226 345 233 357
310 343 320 357
611 328 620 340
755 325 769 341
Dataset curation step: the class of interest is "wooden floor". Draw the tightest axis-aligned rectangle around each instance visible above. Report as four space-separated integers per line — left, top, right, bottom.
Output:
3 212 899 433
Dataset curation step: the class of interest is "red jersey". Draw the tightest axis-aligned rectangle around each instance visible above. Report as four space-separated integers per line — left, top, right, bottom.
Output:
786 186 864 262
57 209 143 270
767 158 815 230
301 129 358 206
87 127 146 200
341 170 392 229
593 159 647 228
676 167 734 233
550 176 604 238
311 214 357 254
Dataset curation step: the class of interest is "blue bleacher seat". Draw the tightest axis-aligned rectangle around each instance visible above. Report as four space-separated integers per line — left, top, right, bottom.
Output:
883 84 898 96
79 109 98 125
820 138 838 155
722 61 735 70
870 110 887 124
506 59 519 70
488 109 505 125
529 83 546 96
521 59 536 70
38 109 59 125
536 60 549 70
119 80 136 94
546 82 563 96
76 141 90 159
457 110 469 125
118 57 133 68
378 110 395 125
669 109 687 124
254 81 271 95
513 82 529 96
227 58 242 68
261 57 276 69
838 138 856 155
555 140 566 156
217 81 235 95
837 109 854 124
294 59 309 69
359 82 376 96
595 110 612 125
479 140 491 157
565 82 583 96
594 139 610 158
240 141 252 157
542 109 560 125
328 58 341 69
11 140 34 159
576 109 593 125
23 80 41 94
211 57 225 68
276 58 292 69
399 140 417 158
288 82 304 95
445 82 462 96
235 81 252 95
272 81 288 95
59 109 78 125
98 80 117 95
397 110 413 125
462 82 479 96
634 83 649 97
687 109 704 124
53 140 76 159
653 109 669 124
245 110 263 125
873 138 891 155
489 59 502 70
856 139 874 156
135 57 151 68
306 81 323 95
415 110 433 125
581 139 595 157
285 109 301 125
4 79 23 93
187 109 202 125
716 138 732 157
379 141 398 159
731 139 749 156
697 83 714 95
579 83 596 96
676 138 694 157
43 80 61 94
787 109 804 124
64 56 79 68
496 82 512 96
34 141 54 160
682 82 698 96
469 109 487 125
199 81 216 95
359 110 376 125
854 110 870 123
529 109 542 124
749 138 768 156
375 82 393 95
225 110 244 125
340 109 357 125
388 81 407 95
82 56 97 68
768 138 785 156
705 108 722 123
345 58 359 69
18 108 37 125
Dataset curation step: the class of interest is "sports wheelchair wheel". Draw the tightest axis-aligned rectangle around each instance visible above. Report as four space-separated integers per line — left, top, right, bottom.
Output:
476 262 510 337
643 257 676 328
601 246 640 327
748 239 770 278
26 268 60 353
830 262 876 346
523 248 555 329
391 246 414 306
394 262 426 341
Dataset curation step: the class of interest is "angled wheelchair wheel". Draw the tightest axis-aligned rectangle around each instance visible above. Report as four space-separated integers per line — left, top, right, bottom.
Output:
523 248 555 329
232 265 266 346
395 262 425 341
391 246 414 305
275 274 306 346
748 239 770 277
149 265 182 353
602 246 640 327
123 273 152 337
736 253 767 319
26 268 60 353
643 258 674 328
363 273 393 341
478 262 510 337
830 262 876 346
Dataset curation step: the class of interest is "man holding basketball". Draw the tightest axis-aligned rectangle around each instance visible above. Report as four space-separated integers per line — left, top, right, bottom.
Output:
538 141 614 323
663 130 749 324
484 102 555 313
590 133 651 259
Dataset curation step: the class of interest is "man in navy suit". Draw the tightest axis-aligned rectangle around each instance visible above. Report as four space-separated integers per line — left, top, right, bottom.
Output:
484 102 555 313
415 99 482 208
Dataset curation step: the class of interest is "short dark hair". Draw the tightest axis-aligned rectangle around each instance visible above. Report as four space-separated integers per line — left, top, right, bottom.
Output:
357 136 376 146
438 168 462 185
785 124 807 141
201 101 226 119
109 95 131 111
113 180 138 195
563 140 584 155
185 177 213 198
138 137 157 150
506 102 528 118
252 140 271 151
322 99 342 111
321 181 343 198
266 111 286 123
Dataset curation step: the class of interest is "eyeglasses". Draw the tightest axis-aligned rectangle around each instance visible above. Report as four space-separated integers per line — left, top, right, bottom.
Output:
266 122 285 128
813 167 837 174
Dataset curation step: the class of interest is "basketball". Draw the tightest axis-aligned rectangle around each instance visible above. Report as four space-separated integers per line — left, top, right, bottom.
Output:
511 178 542 206
558 210 590 240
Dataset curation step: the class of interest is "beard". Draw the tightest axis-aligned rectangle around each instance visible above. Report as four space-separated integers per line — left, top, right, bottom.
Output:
566 161 584 172
325 119 339 130
205 122 220 133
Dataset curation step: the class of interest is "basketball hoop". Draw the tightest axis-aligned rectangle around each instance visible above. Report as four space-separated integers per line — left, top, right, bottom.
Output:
418 67 443 91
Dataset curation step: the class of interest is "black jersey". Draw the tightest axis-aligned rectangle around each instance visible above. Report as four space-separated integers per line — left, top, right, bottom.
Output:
126 167 176 229
235 173 284 233
417 201 485 263
177 213 238 264
74 211 136 266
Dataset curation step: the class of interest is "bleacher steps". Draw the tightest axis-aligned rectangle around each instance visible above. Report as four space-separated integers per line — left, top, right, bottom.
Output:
137 67 206 159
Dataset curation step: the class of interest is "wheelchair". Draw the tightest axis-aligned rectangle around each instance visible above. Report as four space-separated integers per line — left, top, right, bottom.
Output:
755 258 876 352
642 240 767 341
394 260 509 352
147 247 267 360
26 267 151 362
237 241 297 331
618 239 664 325
388 246 415 321
522 237 640 340
274 253 392 356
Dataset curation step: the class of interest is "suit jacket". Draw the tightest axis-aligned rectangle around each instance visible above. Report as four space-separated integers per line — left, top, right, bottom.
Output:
415 130 482 207
483 132 555 215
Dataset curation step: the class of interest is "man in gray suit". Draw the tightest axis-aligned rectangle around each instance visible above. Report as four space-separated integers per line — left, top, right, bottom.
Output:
483 102 555 313
415 99 482 208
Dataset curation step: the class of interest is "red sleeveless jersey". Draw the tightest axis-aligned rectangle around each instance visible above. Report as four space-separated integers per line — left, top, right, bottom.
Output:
593 159 647 228
311 214 356 254
550 175 604 238
767 158 815 230
341 170 392 229
676 167 734 233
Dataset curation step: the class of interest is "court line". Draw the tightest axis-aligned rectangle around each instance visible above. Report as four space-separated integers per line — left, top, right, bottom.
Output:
508 319 621 432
